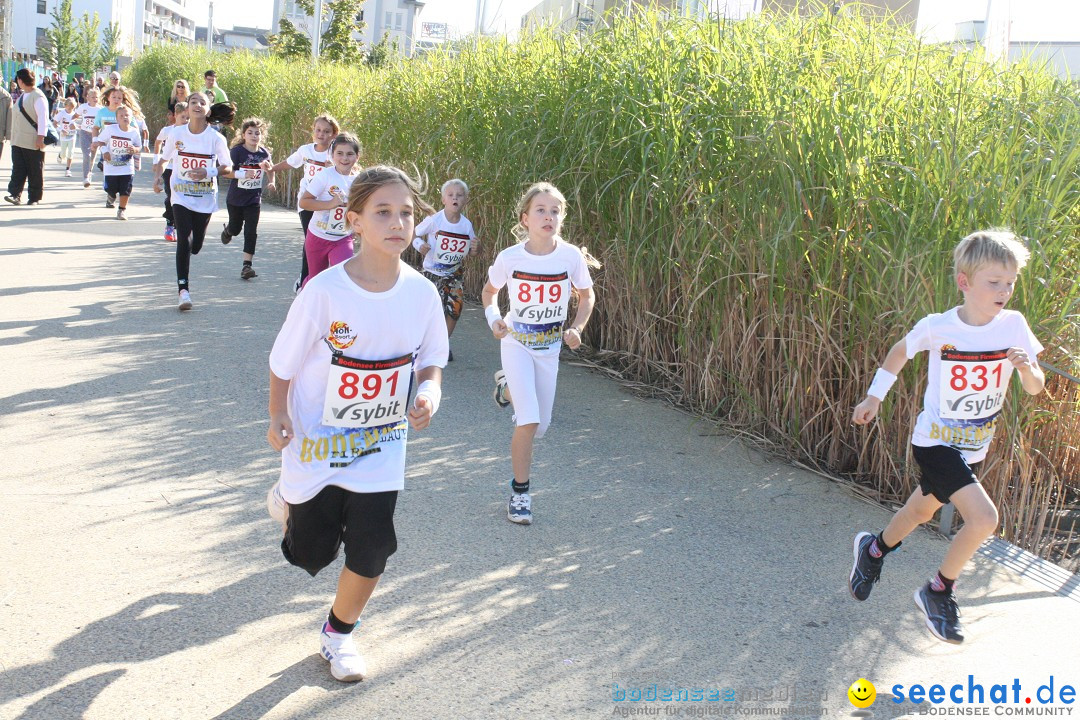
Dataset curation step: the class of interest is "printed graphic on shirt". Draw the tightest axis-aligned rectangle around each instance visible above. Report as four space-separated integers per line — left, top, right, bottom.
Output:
322 353 413 429
108 136 135 166
508 270 570 349
432 230 471 270
314 184 349 237
325 321 357 352
934 345 1009 451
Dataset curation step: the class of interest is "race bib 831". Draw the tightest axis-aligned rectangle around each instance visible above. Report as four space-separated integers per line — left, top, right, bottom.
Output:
938 348 1011 420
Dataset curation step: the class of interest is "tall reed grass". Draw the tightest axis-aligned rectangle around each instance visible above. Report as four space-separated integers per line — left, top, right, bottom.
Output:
127 5 1080 569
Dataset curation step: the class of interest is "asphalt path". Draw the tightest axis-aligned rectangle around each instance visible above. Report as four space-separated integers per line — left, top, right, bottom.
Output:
1 149 1077 720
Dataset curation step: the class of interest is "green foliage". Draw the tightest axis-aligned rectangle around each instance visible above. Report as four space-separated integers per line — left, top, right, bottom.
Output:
42 0 78 72
366 32 398 67
73 12 103 76
126 6 1080 567
269 18 312 60
99 22 123 70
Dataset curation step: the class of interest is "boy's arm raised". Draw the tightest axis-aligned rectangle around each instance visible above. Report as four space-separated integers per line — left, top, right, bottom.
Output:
852 338 909 425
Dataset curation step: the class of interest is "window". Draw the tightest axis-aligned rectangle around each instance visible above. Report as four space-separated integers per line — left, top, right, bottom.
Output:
384 11 392 27
37 1 47 13
394 12 402 29
35 27 47 53
355 10 364 22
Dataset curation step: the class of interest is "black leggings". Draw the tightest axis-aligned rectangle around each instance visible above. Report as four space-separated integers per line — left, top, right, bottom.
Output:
174 204 212 291
162 169 174 225
226 203 261 256
299 210 313 282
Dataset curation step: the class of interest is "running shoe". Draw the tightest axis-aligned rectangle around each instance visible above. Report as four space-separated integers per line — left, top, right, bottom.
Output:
3 195 20 205
220 224 232 244
65 169 72 177
116 208 127 221
105 195 115 208
914 583 964 644
493 370 510 408
241 265 257 280
266 480 287 531
849 531 884 601
83 179 91 188
164 226 177 243
178 289 193 311
508 492 532 525
320 625 367 682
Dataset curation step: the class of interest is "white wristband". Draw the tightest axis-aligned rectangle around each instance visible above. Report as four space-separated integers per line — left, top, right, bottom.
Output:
485 305 502 329
234 167 248 179
867 368 898 401
414 379 441 416
412 237 425 252
205 166 218 178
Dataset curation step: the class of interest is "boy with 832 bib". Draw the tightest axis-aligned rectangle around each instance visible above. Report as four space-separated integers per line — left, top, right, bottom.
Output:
849 230 1045 644
266 166 447 682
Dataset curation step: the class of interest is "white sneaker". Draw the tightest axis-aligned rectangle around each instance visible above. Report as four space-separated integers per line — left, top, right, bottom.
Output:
65 169 72 177
178 289 193 311
320 626 367 682
508 492 533 525
266 481 288 531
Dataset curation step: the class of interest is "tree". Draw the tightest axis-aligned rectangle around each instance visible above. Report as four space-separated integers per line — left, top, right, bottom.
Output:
268 18 311 60
73 11 102 76
99 21 123 70
42 0 78 73
268 0 366 64
366 32 398 68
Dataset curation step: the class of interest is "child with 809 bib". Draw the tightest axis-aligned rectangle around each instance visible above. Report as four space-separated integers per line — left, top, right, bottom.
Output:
482 182 597 525
849 230 1045 644
266 166 448 682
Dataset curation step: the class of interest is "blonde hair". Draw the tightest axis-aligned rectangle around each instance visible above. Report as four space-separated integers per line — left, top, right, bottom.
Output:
345 165 433 228
954 230 1031 278
169 79 190 104
63 96 76 109
513 182 567 241
231 117 270 149
442 178 469 195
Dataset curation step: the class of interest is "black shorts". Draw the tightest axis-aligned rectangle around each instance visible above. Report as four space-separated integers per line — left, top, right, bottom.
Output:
281 486 398 579
104 174 133 197
912 444 982 504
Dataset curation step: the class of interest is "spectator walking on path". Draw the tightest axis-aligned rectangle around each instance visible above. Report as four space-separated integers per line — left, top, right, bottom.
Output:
0 83 11 164
4 69 48 206
40 76 59 117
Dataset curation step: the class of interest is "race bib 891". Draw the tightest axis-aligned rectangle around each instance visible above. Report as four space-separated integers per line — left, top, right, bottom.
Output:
938 348 1011 420
322 353 413 429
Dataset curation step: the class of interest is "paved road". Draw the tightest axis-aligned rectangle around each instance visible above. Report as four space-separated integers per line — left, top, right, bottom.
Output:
1 151 1077 720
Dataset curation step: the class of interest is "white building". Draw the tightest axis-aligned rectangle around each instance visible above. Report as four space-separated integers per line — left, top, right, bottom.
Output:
271 0 424 57
7 0 196 60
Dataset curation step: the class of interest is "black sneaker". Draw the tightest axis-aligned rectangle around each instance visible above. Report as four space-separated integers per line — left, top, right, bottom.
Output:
3 195 20 205
241 265 257 280
914 583 964 644
220 224 232 244
849 531 884 601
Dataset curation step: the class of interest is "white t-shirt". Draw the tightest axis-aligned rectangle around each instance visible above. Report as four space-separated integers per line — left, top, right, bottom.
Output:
305 168 356 241
268 263 450 502
54 109 77 138
905 307 1043 463
487 237 594 357
413 210 477 276
285 143 331 206
159 124 232 214
96 125 143 176
74 103 98 134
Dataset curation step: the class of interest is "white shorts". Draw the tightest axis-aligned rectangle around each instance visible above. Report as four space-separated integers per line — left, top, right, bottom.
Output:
500 338 560 439
59 136 76 159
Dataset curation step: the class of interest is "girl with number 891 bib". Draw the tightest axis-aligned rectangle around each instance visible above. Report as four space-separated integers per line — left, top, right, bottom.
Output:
299 133 360 289
266 166 448 683
482 182 599 525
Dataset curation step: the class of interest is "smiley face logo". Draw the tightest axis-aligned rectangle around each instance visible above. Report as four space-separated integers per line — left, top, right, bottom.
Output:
848 679 876 708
